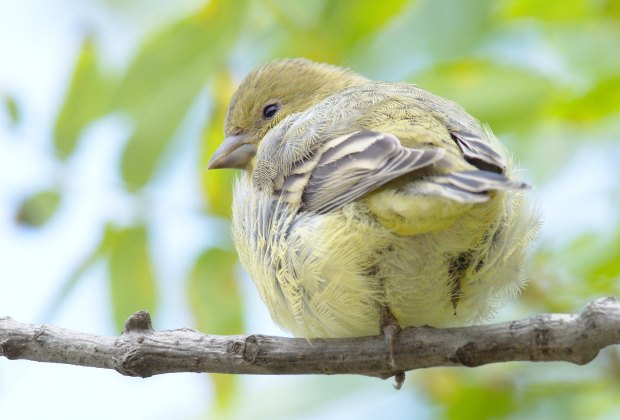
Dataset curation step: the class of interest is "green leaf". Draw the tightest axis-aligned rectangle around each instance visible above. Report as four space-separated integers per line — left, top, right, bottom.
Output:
446 383 516 420
202 71 236 218
187 248 242 335
263 0 408 61
413 59 555 132
349 0 496 76
551 76 620 123
321 0 409 44
41 224 116 321
53 37 113 159
582 229 620 293
500 0 615 22
210 374 238 413
517 380 620 420
113 0 248 189
526 226 620 312
188 247 242 411
322 0 409 62
2 94 20 126
543 22 620 84
108 224 158 331
421 370 517 420
16 190 61 227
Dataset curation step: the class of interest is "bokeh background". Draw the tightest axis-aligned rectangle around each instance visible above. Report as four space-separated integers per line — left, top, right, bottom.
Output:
1 0 620 419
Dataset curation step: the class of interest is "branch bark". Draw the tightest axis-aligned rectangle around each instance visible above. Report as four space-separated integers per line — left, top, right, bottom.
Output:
1 298 619 381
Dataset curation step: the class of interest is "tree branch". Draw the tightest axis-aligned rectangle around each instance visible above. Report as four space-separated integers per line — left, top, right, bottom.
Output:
1 298 619 381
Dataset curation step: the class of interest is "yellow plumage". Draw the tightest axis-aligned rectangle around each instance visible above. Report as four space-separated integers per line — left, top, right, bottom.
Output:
209 58 540 339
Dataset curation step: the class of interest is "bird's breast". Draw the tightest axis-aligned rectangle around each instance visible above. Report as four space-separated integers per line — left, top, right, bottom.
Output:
230 173 535 338
231 175 392 337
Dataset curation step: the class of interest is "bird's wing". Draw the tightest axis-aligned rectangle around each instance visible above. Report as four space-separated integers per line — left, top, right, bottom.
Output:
274 129 528 215
406 170 529 204
276 130 444 214
390 83 507 174
449 129 506 174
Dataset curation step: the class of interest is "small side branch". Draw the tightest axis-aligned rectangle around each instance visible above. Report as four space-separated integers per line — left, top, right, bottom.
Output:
1 297 619 379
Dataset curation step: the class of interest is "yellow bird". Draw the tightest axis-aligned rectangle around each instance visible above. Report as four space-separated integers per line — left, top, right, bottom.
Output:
208 58 539 345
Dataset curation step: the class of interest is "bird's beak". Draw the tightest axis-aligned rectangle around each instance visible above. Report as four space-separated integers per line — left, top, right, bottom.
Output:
207 134 257 170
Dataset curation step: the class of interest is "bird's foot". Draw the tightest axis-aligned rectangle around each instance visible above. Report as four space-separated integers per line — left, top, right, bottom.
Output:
380 305 405 389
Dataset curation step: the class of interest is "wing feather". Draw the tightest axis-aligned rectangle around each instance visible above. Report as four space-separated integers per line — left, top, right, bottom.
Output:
277 130 444 214
450 130 505 174
407 170 530 204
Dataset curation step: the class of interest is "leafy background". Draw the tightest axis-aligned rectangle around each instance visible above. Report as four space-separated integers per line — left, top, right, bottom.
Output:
1 0 620 418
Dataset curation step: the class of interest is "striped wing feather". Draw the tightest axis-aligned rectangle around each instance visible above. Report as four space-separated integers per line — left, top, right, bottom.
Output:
280 130 445 214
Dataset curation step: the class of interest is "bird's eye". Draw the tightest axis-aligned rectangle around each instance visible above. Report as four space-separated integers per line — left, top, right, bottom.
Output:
262 103 280 120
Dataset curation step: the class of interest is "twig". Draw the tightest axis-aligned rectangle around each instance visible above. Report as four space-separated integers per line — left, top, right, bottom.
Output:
1 298 619 381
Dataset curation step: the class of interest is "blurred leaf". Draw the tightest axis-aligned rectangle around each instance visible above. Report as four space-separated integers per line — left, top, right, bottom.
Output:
551 76 620 123
321 0 409 44
591 252 620 280
188 248 242 335
202 70 236 218
41 224 116 321
444 382 516 420
53 37 113 159
414 59 554 132
517 380 620 420
188 247 242 410
2 94 20 126
113 0 248 189
525 251 576 313
527 227 620 312
422 369 516 420
16 190 61 227
607 0 620 17
422 367 620 420
210 374 238 413
406 0 495 57
500 0 610 21
350 0 496 78
544 23 620 84
263 0 408 61
582 229 620 293
108 224 158 331
321 0 409 61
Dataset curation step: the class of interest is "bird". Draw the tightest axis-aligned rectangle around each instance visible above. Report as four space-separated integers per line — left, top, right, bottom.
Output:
208 58 539 351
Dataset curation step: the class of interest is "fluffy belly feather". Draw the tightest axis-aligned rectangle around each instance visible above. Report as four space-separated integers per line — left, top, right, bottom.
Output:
232 176 537 338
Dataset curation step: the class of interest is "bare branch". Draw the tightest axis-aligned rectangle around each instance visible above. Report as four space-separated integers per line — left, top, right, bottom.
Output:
1 297 619 380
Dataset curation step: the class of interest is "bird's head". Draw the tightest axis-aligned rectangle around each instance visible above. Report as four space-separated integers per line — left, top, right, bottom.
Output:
207 58 367 170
